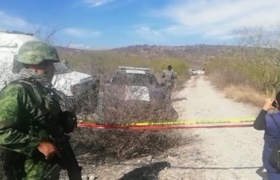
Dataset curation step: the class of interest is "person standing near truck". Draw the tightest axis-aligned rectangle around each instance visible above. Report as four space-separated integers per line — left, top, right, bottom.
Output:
162 65 177 100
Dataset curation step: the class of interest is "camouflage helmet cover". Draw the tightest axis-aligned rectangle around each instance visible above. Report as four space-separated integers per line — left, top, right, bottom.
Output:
17 40 60 65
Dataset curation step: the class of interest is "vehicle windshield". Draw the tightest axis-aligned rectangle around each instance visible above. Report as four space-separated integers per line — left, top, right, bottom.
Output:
54 62 71 75
111 72 159 86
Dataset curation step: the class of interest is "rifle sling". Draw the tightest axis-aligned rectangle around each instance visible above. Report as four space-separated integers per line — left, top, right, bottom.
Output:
14 79 50 119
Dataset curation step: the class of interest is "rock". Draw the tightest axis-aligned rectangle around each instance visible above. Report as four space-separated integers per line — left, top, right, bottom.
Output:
81 174 96 180
147 155 152 162
81 175 88 180
167 155 177 162
89 174 95 180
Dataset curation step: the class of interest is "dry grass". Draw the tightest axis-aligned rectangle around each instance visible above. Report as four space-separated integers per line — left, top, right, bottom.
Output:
71 128 185 164
223 85 266 107
204 56 278 107
60 50 190 92
206 69 266 107
69 76 184 165
58 51 189 165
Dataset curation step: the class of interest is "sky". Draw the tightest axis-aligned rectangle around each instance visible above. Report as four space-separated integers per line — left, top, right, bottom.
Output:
0 0 280 49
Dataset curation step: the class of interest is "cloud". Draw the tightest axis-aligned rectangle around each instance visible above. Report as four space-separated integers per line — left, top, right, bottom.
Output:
64 28 101 37
0 11 42 34
83 0 116 7
0 11 30 29
68 43 92 49
136 26 161 36
68 43 108 50
134 26 165 43
147 0 280 39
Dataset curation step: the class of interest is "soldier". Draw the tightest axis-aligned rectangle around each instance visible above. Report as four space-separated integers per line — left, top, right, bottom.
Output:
162 65 177 100
0 40 79 179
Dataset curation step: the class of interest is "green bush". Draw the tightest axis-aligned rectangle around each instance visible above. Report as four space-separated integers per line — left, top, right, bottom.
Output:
59 50 189 90
205 55 280 95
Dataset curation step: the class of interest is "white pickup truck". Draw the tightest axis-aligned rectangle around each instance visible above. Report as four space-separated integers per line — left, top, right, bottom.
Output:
0 30 99 113
189 68 205 76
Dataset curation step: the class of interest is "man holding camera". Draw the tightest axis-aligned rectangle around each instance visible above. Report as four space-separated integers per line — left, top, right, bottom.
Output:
254 92 280 180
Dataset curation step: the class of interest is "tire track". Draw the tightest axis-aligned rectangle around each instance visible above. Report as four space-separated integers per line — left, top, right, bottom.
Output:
161 76 265 180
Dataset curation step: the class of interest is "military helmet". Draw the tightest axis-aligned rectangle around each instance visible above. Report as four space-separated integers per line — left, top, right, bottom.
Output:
17 40 60 65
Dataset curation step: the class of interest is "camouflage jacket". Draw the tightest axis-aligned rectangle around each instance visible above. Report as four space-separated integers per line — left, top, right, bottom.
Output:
0 78 63 158
162 70 177 84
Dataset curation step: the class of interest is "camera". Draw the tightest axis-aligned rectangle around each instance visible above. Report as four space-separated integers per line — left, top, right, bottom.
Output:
272 100 278 108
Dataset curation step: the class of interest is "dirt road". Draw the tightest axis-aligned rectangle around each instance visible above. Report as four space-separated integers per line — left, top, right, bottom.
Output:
79 75 266 180
158 75 265 180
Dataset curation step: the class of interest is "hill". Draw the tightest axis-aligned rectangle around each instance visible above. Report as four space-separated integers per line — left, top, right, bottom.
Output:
56 44 243 69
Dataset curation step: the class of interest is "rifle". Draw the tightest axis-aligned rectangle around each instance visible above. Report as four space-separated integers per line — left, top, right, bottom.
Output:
43 134 82 180
17 79 83 180
42 135 82 180
43 164 61 180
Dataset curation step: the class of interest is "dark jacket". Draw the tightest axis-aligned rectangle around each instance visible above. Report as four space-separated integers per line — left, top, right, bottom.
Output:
254 110 280 178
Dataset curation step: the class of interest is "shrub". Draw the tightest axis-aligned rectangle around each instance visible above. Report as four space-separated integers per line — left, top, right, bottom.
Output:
59 50 190 91
57 49 189 164
71 128 187 164
205 50 280 106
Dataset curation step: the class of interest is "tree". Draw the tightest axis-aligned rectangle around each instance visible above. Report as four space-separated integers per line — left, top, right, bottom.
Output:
231 24 280 96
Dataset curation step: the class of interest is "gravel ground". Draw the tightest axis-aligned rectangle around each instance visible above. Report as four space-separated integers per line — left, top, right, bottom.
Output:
69 75 266 180
158 75 265 180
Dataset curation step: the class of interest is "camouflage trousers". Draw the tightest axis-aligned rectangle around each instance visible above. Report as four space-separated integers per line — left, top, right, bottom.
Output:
164 83 174 100
23 158 60 180
2 150 60 180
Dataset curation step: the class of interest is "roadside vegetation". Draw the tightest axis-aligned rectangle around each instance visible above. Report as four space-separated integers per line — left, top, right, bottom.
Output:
58 49 190 163
204 24 280 107
59 49 190 91
49 29 191 165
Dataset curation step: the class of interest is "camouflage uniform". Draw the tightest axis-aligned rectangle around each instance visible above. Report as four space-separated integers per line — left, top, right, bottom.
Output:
0 41 63 179
162 69 177 100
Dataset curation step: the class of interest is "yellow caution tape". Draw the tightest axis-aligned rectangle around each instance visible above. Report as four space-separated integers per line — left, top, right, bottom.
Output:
78 117 255 126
